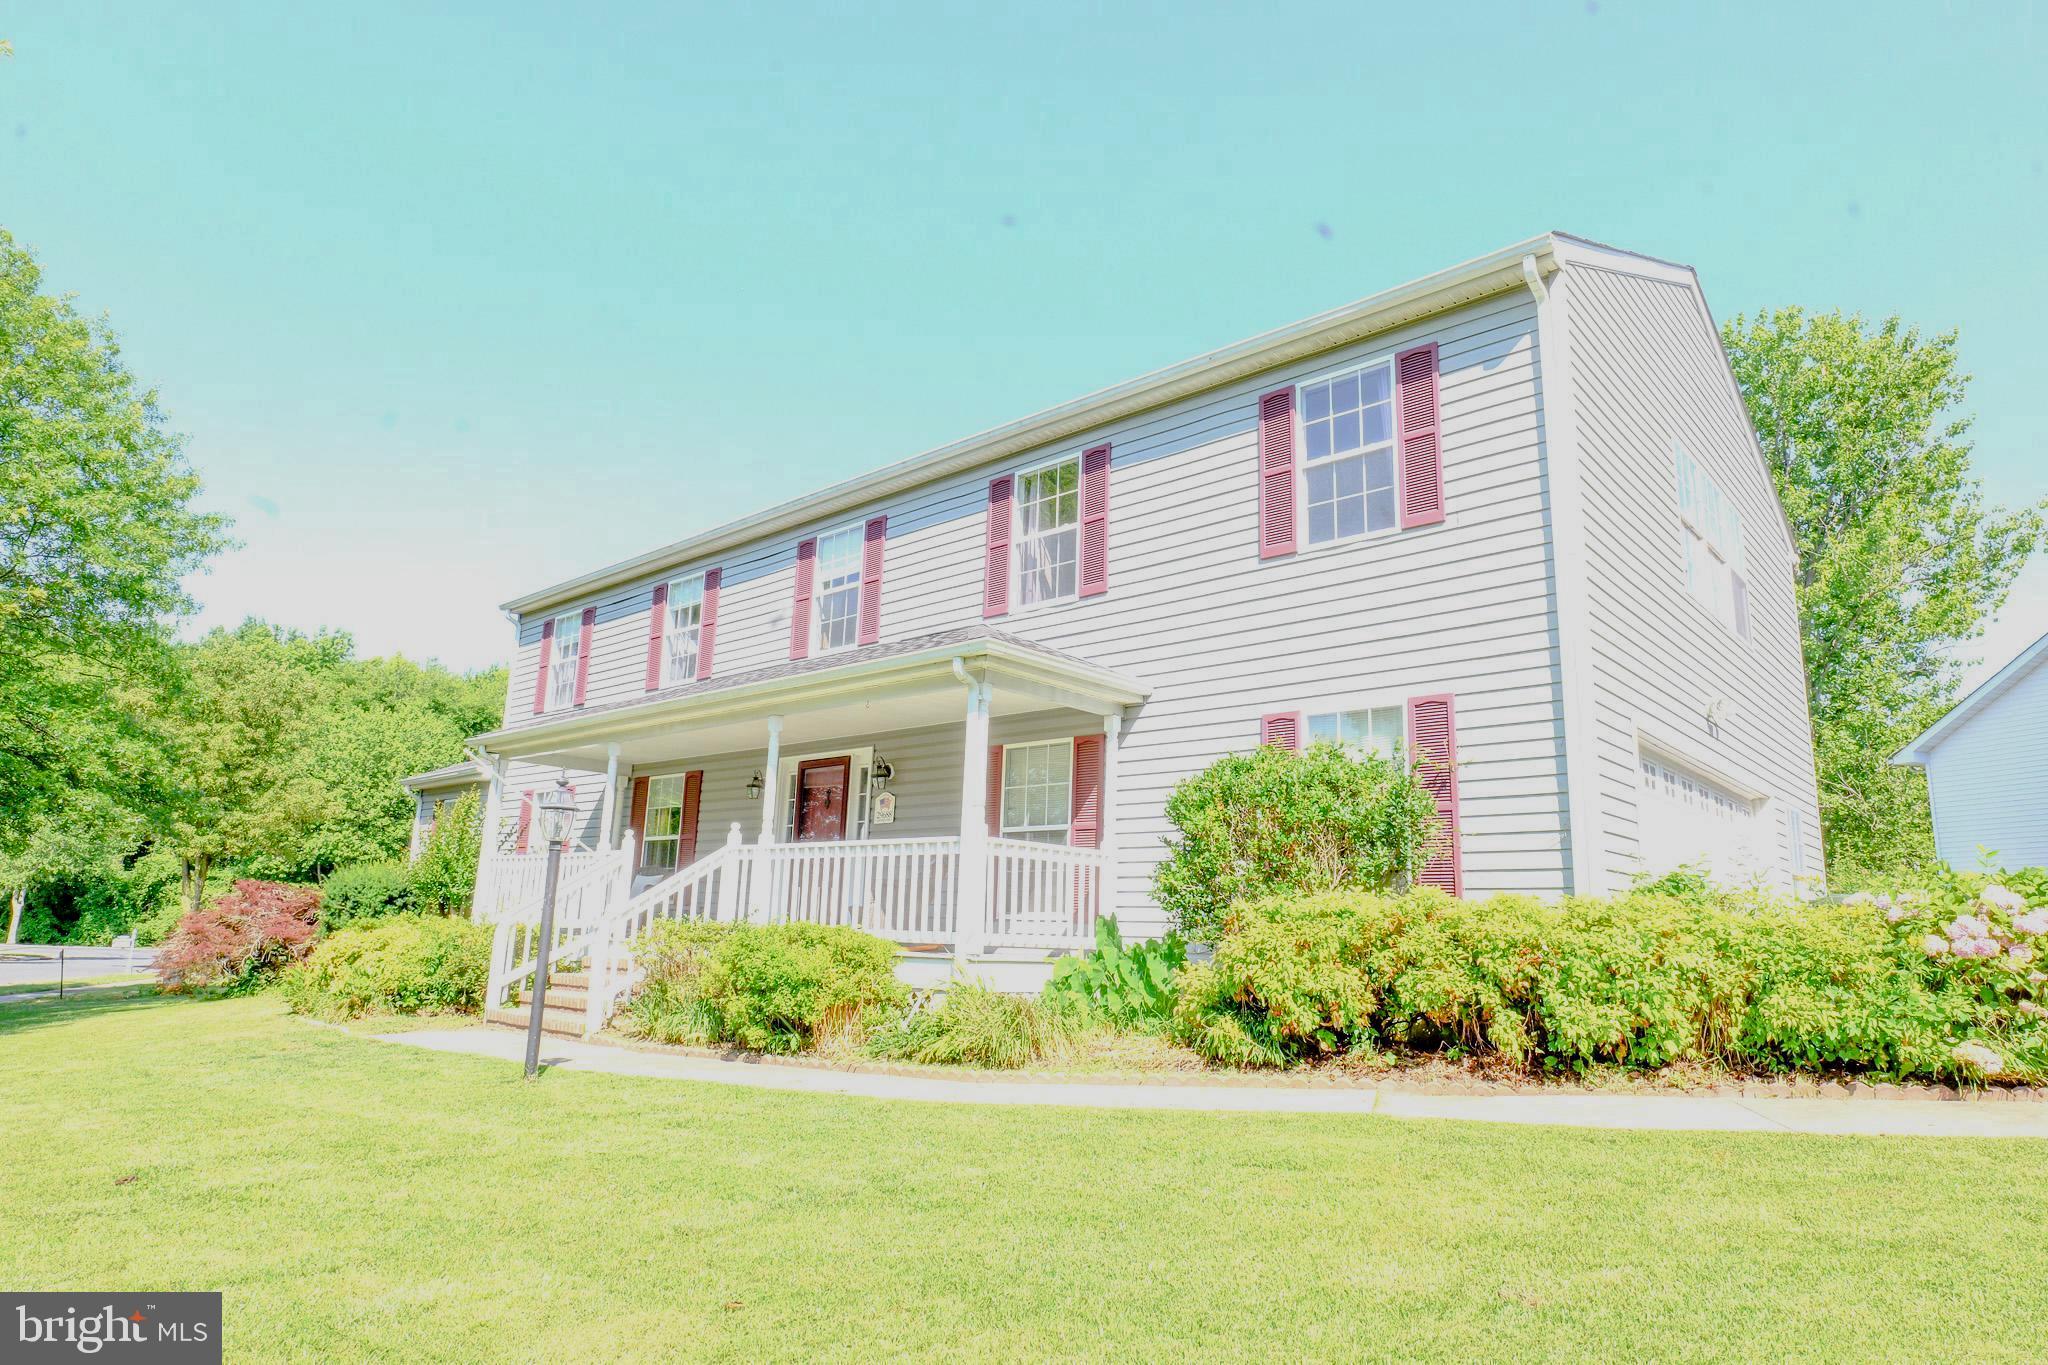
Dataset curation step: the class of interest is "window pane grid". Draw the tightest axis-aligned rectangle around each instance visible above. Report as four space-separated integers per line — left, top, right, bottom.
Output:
547 612 579 710
1301 362 1397 545
1015 459 1081 606
664 577 702 684
814 527 864 652
642 775 684 871
1000 740 1073 842
1306 705 1404 760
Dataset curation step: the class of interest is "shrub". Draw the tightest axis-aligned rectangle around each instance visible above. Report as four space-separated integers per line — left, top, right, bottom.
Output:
698 924 905 1054
866 982 1077 1069
282 916 491 1019
155 880 322 994
1041 916 1186 1031
1171 879 2048 1082
319 862 415 929
1153 741 1439 942
410 790 483 916
620 920 734 1047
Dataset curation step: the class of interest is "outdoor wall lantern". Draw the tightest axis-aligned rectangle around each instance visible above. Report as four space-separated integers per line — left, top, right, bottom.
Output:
536 779 577 847
871 756 894 791
744 770 764 801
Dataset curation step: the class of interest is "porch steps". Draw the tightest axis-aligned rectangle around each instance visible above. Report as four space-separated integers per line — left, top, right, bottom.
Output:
485 966 639 1037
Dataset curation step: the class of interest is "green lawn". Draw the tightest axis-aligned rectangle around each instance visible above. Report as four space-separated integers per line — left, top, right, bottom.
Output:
3 994 2045 1362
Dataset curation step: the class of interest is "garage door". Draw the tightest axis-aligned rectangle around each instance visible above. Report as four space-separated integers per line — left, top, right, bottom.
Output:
1636 754 1765 883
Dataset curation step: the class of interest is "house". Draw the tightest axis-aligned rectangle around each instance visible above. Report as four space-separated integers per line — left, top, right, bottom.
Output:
1891 628 2048 869
467 231 1825 1025
398 761 490 862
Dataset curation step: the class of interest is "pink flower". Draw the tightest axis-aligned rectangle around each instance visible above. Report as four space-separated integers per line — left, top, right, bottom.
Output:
1948 915 1992 941
1980 884 2027 912
1885 906 1912 923
1972 938 2005 958
1953 1041 2007 1076
2009 945 2034 965
1922 934 1951 957
2013 912 2048 936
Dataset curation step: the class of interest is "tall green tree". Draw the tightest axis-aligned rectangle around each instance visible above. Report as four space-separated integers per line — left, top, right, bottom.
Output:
1722 309 2044 881
0 228 228 846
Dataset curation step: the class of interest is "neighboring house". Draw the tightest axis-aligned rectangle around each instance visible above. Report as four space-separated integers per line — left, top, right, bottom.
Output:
398 761 489 862
1891 629 2048 869
470 231 1824 1012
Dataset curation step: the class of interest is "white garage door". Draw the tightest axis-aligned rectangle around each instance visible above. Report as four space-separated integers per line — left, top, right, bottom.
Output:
1636 754 1765 883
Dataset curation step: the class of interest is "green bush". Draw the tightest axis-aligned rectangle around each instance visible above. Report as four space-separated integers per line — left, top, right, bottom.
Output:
1042 917 1186 1032
1153 741 1439 942
281 916 492 1019
1172 880 2048 1082
409 790 483 916
698 924 906 1054
319 862 415 929
621 920 734 1047
866 982 1078 1069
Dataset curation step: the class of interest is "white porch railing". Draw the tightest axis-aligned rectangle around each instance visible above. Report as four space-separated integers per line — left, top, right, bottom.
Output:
475 844 612 923
483 827 1110 1034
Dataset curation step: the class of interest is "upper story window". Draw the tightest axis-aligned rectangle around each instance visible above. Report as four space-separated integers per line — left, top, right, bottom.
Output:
813 523 864 653
1307 705 1404 760
545 610 580 711
1301 360 1397 546
642 774 685 872
1015 455 1080 608
663 574 704 684
999 740 1072 845
1675 444 1748 638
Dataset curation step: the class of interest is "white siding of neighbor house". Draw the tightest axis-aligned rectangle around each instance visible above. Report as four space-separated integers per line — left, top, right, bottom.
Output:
1559 253 1823 892
495 288 1573 932
1920 659 2048 870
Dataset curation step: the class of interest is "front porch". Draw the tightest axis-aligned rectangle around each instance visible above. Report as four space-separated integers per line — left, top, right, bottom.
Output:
468 629 1149 1028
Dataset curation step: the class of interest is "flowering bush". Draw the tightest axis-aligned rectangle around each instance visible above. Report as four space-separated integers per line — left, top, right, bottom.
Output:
154 880 323 994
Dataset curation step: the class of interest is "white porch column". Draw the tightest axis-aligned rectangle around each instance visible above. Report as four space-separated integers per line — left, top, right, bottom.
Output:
759 715 784 844
598 743 623 849
955 678 991 961
475 751 507 921
1099 712 1123 927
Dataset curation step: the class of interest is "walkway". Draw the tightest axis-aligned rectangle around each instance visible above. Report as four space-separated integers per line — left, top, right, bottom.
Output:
378 1028 2048 1138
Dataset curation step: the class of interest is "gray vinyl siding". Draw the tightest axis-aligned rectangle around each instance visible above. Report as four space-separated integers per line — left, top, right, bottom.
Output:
497 289 1572 929
1562 260 1823 890
1920 660 2048 869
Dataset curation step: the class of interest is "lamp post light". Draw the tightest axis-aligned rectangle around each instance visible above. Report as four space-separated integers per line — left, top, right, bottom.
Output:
523 778 578 1080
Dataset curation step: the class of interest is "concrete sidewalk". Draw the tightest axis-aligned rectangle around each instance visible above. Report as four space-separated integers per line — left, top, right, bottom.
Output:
376 1028 2048 1138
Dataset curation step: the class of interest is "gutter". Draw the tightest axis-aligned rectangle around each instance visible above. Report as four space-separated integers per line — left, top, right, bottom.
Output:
502 232 1564 617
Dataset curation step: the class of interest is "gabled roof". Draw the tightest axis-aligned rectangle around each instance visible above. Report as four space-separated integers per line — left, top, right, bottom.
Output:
1891 628 2048 766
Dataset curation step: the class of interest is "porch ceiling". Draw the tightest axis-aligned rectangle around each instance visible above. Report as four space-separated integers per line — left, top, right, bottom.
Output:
472 626 1147 773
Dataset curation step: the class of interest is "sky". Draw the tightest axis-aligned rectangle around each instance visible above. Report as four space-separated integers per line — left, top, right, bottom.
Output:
3 2 2045 686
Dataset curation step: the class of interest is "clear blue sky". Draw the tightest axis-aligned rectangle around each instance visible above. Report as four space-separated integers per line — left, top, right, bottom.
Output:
4 2 2045 680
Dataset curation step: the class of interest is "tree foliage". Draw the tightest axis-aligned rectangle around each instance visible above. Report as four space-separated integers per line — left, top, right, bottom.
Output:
1722 309 2044 883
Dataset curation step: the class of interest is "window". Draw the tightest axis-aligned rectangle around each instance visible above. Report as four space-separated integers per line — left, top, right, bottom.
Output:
1675 444 1747 637
1000 740 1072 845
1307 705 1405 760
642 775 685 872
1014 456 1080 607
663 574 704 684
813 524 863 653
545 610 580 711
1301 360 1398 545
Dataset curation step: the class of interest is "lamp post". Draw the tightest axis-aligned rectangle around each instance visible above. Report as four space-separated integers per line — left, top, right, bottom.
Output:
523 778 578 1080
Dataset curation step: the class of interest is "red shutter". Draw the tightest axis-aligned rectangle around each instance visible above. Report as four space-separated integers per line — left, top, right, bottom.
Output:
514 792 533 853
1406 693 1463 896
1079 443 1111 597
645 583 668 691
985 744 1005 836
697 568 721 680
789 538 816 660
573 607 595 706
983 476 1013 618
1069 734 1104 848
1396 343 1444 528
858 515 887 645
678 770 704 867
1258 386 1297 559
531 618 554 714
1260 712 1302 751
628 776 650 850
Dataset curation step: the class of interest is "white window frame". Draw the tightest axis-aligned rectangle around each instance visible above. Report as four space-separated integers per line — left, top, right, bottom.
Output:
1010 451 1083 612
661 572 706 686
640 773 688 872
1296 352 1402 552
810 521 866 656
998 739 1074 845
544 610 580 712
1302 697 1409 762
1674 442 1748 640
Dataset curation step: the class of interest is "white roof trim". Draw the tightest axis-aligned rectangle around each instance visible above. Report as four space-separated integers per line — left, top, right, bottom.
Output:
501 232 1570 615
1891 628 2048 766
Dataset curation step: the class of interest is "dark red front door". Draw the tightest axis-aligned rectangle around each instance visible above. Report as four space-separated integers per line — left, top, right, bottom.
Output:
794 757 851 842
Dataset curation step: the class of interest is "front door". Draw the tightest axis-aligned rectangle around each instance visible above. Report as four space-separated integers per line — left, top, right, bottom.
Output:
794 757 852 842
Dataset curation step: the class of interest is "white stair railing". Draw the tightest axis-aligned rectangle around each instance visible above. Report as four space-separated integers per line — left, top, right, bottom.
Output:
584 825 753 1032
484 840 635 1010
